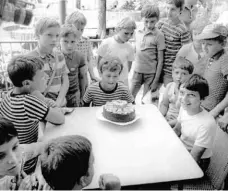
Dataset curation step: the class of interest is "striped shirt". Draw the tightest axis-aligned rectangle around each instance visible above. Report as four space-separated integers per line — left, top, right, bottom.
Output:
0 91 49 174
157 18 191 74
83 82 134 106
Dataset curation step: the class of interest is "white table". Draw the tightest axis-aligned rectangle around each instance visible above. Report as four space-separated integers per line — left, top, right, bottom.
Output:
43 104 203 189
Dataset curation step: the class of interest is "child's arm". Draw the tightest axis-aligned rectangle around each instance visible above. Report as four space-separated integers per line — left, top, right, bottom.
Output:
190 145 206 163
128 61 133 72
45 107 65 124
82 86 92 107
181 30 192 46
168 119 177 127
79 65 87 99
150 50 164 92
56 73 69 107
31 90 57 108
159 86 169 116
99 174 121 190
173 122 182 137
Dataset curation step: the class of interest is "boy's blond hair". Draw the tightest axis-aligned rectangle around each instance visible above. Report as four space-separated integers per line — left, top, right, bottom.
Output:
98 56 123 74
65 10 87 26
116 17 136 31
35 17 60 38
60 24 78 38
173 56 194 74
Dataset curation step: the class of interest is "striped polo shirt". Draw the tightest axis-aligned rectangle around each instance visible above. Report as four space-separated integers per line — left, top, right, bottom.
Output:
0 91 49 174
83 82 134 106
157 18 191 74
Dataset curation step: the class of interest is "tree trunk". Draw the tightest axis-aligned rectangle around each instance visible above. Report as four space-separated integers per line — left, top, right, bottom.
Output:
75 0 81 9
97 0 106 39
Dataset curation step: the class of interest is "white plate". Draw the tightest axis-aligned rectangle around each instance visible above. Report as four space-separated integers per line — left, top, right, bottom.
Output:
96 107 140 126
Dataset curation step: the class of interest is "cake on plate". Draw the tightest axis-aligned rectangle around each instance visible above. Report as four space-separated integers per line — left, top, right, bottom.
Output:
103 100 136 123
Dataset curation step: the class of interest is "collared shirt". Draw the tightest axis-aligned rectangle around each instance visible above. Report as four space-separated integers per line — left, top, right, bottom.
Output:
27 47 69 95
134 26 165 74
63 51 86 95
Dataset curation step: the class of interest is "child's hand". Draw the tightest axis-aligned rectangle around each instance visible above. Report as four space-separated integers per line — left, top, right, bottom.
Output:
56 98 67 107
91 76 100 82
99 174 121 190
150 81 159 93
45 98 58 108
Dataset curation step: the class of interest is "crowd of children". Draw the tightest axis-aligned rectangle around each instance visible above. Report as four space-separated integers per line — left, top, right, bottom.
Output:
1 0 228 189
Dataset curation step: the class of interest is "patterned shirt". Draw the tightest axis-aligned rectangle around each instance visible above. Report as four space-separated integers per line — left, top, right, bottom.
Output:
157 18 191 74
83 82 134 106
63 51 86 95
201 50 228 111
0 91 49 173
27 48 69 95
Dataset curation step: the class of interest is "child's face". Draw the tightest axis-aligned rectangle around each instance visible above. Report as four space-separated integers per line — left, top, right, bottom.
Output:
166 3 181 20
142 17 158 32
172 68 190 86
0 137 22 177
38 26 60 52
202 39 223 57
117 28 134 43
100 70 120 90
180 88 201 112
60 34 77 54
30 69 47 93
74 23 85 38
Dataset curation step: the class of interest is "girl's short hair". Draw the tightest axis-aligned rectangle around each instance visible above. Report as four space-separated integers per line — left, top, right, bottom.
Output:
98 56 123 74
141 4 160 19
65 10 87 26
40 135 92 190
35 17 60 38
166 0 185 11
115 17 136 31
0 117 17 146
183 74 209 100
8 55 44 87
173 56 194 74
60 24 78 38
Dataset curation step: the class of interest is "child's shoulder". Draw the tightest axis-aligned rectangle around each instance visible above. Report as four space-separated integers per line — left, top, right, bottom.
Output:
88 81 100 89
117 82 129 91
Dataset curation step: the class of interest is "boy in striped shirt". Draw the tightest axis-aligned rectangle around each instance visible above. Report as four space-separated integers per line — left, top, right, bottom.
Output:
83 57 134 107
157 0 192 86
0 55 65 175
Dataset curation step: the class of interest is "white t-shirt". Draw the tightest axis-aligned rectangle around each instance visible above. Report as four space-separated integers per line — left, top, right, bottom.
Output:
97 37 135 85
177 107 217 159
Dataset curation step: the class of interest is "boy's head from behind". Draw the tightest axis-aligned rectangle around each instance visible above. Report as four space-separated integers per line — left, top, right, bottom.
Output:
165 0 184 21
40 135 94 190
141 4 160 32
115 17 136 43
35 17 60 52
60 24 79 54
180 74 209 111
65 11 87 38
8 55 47 93
172 56 194 85
0 117 22 177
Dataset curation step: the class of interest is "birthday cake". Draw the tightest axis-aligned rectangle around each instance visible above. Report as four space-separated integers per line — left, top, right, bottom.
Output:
103 100 135 123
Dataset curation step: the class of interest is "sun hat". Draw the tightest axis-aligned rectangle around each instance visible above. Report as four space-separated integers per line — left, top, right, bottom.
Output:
196 23 228 40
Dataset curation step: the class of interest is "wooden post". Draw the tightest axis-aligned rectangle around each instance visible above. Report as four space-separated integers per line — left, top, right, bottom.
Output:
97 0 106 39
59 0 66 25
75 0 81 9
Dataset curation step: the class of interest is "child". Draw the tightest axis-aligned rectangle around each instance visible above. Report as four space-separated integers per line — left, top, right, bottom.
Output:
97 17 136 86
60 24 87 107
40 135 121 190
173 74 217 171
131 4 165 101
195 24 228 118
159 56 194 127
83 56 134 107
65 10 99 84
157 0 192 86
0 55 65 175
28 17 69 107
0 117 45 190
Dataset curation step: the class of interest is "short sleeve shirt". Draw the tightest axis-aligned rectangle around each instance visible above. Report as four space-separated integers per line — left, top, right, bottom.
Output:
201 50 228 111
157 18 191 74
63 51 86 94
177 107 217 158
134 27 165 74
97 37 135 82
83 82 134 106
